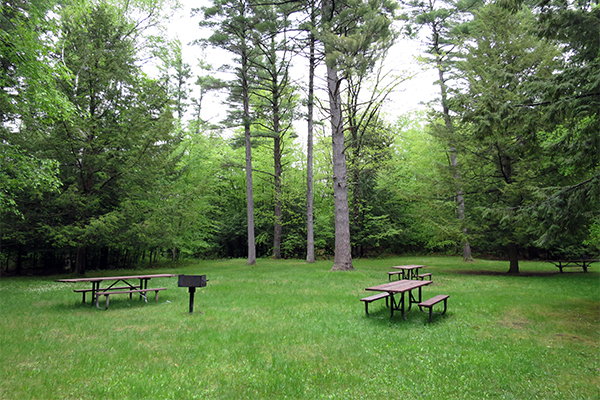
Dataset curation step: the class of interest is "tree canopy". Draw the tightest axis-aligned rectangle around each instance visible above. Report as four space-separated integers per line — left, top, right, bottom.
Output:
1 0 597 274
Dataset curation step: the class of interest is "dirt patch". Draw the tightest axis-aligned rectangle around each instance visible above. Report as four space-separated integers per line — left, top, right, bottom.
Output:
498 311 531 329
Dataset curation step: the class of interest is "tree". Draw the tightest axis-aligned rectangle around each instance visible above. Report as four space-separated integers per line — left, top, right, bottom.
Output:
250 2 298 259
319 0 397 271
191 60 227 132
202 0 258 265
402 0 481 261
39 2 175 273
344 55 405 257
454 3 560 273
306 20 317 263
0 0 68 218
156 39 192 123
526 0 600 257
297 0 321 263
377 113 461 254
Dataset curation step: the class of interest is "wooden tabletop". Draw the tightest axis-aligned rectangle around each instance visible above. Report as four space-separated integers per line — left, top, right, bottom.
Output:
391 265 426 270
365 279 431 293
56 274 176 283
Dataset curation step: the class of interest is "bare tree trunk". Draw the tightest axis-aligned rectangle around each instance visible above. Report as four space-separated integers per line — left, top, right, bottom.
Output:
327 63 354 271
449 149 472 261
306 26 316 263
242 47 256 266
273 135 282 259
433 32 473 262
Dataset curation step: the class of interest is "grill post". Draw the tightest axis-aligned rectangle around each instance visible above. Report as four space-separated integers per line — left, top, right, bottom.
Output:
188 287 196 313
178 275 207 314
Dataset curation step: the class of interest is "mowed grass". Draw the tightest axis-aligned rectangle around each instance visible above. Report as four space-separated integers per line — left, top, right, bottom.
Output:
0 256 598 399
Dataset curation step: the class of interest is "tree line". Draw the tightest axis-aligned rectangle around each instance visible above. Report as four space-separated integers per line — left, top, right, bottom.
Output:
1 0 597 275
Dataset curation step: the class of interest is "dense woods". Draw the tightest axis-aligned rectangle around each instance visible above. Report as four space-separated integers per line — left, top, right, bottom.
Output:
1 0 598 274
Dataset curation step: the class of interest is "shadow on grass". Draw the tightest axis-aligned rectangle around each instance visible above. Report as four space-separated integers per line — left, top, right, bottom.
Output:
361 305 452 327
51 297 167 313
452 270 565 277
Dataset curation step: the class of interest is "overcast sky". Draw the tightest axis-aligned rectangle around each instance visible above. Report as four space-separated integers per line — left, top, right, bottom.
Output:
161 1 439 138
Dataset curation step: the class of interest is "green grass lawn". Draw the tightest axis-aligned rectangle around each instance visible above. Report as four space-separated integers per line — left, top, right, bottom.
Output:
1 256 598 399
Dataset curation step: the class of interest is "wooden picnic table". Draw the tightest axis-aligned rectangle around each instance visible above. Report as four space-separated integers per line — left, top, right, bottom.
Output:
56 274 176 309
545 259 598 273
391 265 427 280
365 280 432 319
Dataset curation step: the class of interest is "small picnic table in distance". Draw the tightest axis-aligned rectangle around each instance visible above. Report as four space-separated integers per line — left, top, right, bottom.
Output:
389 265 427 281
545 259 599 273
56 274 176 309
365 280 432 319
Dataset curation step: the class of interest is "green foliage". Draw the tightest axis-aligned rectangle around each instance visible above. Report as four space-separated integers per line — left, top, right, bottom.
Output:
320 0 398 75
449 3 570 265
0 0 73 123
377 113 462 253
2 0 597 272
0 144 61 217
1 1 179 272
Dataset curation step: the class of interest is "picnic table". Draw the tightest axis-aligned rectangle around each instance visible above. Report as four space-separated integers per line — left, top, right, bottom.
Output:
389 265 427 280
56 274 176 309
545 259 598 273
365 280 432 319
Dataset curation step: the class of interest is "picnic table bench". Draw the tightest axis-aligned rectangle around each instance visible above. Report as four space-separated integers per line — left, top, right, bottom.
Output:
417 273 432 281
418 294 449 322
56 274 176 309
96 287 167 310
387 271 404 281
74 285 141 303
545 259 598 273
360 292 391 316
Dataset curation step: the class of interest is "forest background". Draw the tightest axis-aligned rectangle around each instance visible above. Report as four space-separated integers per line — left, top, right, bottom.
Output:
1 0 598 275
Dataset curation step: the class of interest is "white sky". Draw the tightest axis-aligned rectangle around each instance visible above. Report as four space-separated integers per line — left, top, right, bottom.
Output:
161 1 439 140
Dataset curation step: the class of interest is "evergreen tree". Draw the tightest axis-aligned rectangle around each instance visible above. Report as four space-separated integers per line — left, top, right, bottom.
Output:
528 0 600 257
249 2 298 259
402 0 481 261
320 0 397 271
454 3 560 272
202 0 258 265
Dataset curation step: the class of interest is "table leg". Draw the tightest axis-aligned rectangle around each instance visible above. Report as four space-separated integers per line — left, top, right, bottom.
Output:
139 279 149 300
400 292 406 320
92 282 99 305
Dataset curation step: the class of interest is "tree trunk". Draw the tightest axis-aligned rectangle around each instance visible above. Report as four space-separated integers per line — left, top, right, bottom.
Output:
462 232 473 261
327 63 354 271
242 47 256 266
75 246 87 275
433 32 473 262
306 23 316 264
507 242 519 273
16 245 22 275
349 126 361 257
273 135 282 259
